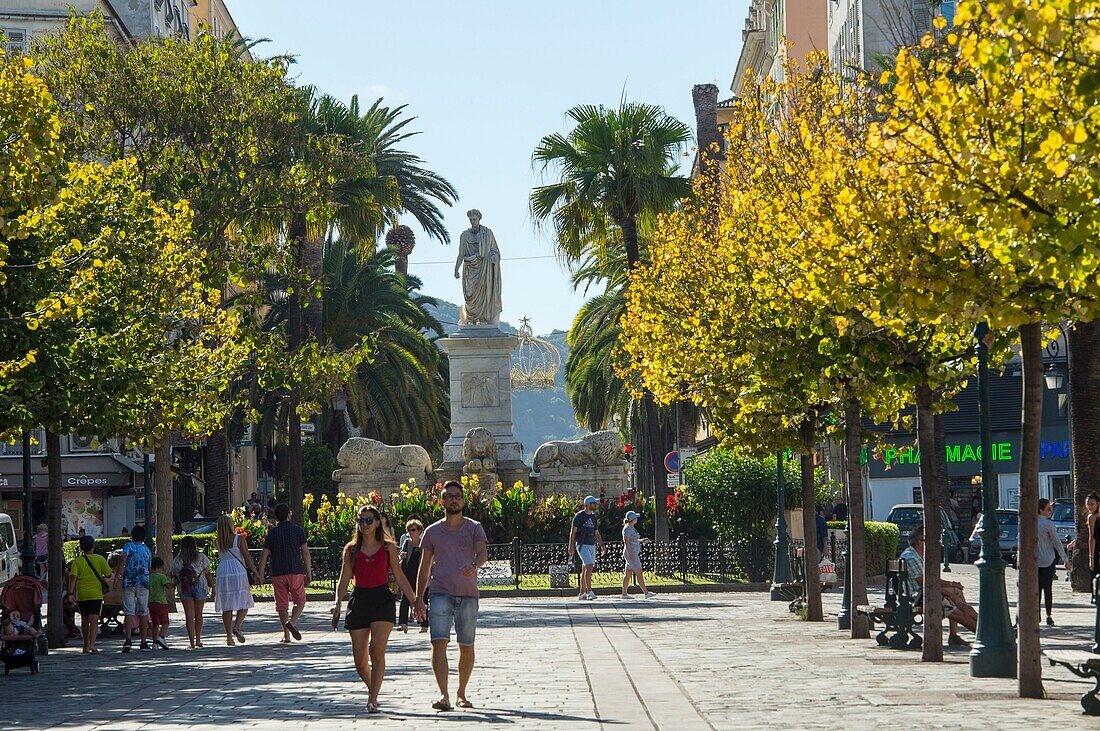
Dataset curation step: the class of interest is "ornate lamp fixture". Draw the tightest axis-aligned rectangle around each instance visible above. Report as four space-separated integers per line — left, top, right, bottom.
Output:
511 317 561 390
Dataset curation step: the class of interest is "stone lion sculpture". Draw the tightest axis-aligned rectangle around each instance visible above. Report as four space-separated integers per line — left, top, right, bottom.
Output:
532 430 627 474
333 437 432 481
463 427 497 473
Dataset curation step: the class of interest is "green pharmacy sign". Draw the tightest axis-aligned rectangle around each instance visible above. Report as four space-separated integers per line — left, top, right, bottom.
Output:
865 440 1069 467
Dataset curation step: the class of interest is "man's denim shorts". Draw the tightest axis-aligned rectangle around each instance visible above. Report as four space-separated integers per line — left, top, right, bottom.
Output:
427 593 479 646
577 543 596 567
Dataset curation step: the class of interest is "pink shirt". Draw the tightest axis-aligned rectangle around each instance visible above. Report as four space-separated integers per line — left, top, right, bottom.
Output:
420 518 487 598
33 532 48 556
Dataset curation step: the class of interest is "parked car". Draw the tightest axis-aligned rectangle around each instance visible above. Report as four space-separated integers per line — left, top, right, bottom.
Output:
181 520 216 535
0 513 22 584
1051 498 1075 546
885 504 962 562
968 509 1019 567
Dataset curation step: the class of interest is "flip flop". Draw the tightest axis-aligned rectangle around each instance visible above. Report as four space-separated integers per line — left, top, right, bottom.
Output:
233 628 246 644
456 698 474 708
284 622 302 641
432 699 453 712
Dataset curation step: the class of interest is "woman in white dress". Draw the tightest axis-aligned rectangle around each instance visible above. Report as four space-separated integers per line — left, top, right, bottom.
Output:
215 514 257 646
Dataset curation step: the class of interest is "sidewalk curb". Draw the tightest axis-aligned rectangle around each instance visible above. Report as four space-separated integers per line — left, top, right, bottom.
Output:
251 583 772 602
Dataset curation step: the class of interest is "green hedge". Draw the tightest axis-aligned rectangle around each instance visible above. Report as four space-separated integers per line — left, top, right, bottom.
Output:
826 521 899 577
63 533 218 563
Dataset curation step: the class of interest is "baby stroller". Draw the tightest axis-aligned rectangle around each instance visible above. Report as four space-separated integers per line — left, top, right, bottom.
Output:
0 576 44 675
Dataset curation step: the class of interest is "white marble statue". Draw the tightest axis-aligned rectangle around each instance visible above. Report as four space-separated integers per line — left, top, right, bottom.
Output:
532 430 629 474
453 209 502 326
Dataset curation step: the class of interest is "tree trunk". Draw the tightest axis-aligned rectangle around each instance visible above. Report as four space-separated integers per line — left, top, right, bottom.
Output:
302 231 325 342
801 419 823 622
1017 322 1044 698
916 385 943 662
45 429 65 649
286 212 307 512
154 435 173 564
204 429 229 516
691 83 724 176
645 394 670 541
1070 319 1100 592
620 214 641 269
844 395 869 638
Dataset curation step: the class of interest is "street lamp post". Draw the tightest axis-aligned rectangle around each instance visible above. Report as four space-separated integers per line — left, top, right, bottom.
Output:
19 430 35 576
970 322 1017 678
838 476 852 630
771 450 794 600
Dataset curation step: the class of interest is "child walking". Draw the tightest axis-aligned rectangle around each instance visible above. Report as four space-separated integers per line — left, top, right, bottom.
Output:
148 557 171 650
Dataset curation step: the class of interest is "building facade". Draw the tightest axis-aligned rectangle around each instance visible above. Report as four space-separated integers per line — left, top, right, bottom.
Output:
827 0 956 78
0 0 194 45
730 0 828 97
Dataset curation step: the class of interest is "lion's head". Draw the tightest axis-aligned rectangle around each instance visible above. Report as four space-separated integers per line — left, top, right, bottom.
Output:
463 427 497 461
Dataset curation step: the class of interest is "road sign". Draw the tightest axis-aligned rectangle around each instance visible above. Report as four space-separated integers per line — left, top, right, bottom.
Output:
664 451 680 474
680 447 697 463
666 473 679 488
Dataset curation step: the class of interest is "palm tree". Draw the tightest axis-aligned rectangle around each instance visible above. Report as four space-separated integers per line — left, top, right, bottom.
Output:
530 101 692 539
280 91 457 508
531 101 691 268
321 242 449 450
243 242 449 485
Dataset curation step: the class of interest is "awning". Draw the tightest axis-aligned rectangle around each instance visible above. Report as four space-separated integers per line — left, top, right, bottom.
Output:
0 453 138 490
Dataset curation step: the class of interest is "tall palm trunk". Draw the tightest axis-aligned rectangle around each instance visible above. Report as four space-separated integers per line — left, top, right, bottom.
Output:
916 385 943 662
205 429 229 516
1070 319 1100 592
45 429 65 648
844 395 869 638
1017 323 1044 698
154 435 173 563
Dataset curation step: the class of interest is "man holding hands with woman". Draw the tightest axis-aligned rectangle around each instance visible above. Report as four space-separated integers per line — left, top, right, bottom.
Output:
331 480 487 714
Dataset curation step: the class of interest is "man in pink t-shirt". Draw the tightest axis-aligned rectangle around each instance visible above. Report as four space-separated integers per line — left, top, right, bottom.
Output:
415 480 487 712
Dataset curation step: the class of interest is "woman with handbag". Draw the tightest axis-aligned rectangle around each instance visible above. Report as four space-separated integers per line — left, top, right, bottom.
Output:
214 514 256 646
330 504 417 714
171 535 215 648
67 535 112 654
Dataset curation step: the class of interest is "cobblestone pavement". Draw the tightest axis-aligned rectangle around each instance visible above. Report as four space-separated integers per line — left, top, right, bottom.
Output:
5 563 1096 730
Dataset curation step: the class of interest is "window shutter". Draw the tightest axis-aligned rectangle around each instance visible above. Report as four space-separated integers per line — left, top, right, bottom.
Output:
912 0 932 38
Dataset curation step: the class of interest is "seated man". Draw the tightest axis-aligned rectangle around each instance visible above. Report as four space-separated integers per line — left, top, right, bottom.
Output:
899 525 977 647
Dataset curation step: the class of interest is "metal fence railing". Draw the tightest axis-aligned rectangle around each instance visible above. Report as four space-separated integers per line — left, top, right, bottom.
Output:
476 536 763 591
245 545 340 594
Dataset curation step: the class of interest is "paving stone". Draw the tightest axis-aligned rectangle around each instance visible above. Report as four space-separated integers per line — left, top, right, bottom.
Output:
4 563 1095 729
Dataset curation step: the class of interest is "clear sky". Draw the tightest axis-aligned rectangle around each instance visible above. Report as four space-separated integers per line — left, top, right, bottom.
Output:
229 0 750 333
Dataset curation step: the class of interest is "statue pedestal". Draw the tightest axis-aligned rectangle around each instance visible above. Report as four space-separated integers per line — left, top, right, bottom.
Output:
530 465 630 499
439 327 525 472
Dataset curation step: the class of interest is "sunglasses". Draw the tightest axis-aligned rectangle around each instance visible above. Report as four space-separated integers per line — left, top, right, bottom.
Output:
443 493 464 500
357 516 377 525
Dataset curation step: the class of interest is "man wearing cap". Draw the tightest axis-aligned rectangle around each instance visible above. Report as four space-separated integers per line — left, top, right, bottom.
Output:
568 496 604 600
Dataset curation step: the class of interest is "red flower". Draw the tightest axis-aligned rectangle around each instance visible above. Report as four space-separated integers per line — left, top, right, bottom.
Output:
616 497 625 509
666 494 678 511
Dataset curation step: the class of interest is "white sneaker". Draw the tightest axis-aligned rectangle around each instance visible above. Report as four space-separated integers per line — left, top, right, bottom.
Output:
587 591 597 600
577 593 589 601
619 594 633 599
644 592 657 599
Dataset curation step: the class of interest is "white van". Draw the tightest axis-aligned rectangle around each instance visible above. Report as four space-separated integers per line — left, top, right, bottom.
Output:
0 513 21 584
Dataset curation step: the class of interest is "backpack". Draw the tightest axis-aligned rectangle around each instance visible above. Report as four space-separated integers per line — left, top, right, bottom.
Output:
178 562 199 593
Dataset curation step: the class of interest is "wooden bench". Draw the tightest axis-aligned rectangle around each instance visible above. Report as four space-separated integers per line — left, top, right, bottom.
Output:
1046 650 1100 716
855 560 922 650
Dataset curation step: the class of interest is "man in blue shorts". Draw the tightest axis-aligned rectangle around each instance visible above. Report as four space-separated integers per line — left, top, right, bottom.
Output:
569 495 604 600
415 480 488 712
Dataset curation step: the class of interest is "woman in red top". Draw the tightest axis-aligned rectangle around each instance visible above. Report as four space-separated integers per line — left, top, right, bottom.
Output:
331 504 417 714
